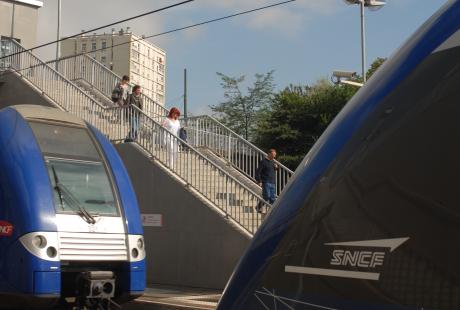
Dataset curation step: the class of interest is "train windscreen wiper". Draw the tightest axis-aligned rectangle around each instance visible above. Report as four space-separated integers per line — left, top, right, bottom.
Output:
51 165 65 211
51 165 97 224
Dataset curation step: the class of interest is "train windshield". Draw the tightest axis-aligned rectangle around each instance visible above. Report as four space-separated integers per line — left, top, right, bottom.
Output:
47 158 118 216
29 121 119 217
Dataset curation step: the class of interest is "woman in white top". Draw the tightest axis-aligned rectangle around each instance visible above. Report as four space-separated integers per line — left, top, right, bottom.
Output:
162 107 181 169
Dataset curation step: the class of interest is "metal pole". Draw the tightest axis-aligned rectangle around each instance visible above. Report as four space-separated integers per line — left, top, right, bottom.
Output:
56 0 61 70
360 0 366 83
11 3 15 39
184 68 188 119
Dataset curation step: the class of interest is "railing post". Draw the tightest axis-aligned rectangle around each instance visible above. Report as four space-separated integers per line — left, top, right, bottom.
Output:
91 62 95 86
227 135 231 162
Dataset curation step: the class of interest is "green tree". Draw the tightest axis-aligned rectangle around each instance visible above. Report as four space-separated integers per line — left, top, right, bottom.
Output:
255 79 357 169
210 71 275 140
255 57 386 170
367 57 387 79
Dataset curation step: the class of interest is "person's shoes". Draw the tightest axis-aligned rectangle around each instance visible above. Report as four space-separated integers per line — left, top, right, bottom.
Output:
124 138 134 143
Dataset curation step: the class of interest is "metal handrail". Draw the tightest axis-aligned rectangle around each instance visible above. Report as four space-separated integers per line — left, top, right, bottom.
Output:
184 115 294 196
47 54 169 122
45 52 294 195
1 39 268 235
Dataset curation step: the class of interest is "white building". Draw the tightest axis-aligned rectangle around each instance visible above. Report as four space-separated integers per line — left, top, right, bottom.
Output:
0 0 43 48
61 29 166 105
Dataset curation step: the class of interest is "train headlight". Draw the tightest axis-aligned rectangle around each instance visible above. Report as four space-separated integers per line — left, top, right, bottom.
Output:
32 235 47 249
128 235 146 262
20 232 60 262
137 237 144 249
47 246 58 258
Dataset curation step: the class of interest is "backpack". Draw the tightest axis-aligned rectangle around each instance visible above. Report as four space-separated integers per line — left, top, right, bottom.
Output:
111 84 122 102
179 127 187 141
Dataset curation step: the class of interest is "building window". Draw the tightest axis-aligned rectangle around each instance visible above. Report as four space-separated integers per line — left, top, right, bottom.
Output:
101 56 106 63
91 42 97 51
132 50 140 61
81 43 87 52
101 41 107 49
158 64 165 73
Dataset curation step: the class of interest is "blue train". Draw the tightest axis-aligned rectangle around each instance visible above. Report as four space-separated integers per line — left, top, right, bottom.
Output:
218 1 460 309
0 105 145 308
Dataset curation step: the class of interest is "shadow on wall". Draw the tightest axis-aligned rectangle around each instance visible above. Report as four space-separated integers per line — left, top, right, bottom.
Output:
115 143 251 290
0 71 56 109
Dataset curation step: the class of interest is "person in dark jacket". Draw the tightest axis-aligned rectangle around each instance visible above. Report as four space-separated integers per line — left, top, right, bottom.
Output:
125 85 143 142
255 149 278 212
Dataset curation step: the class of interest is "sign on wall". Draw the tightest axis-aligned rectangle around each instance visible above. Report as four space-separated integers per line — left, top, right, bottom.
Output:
141 214 163 227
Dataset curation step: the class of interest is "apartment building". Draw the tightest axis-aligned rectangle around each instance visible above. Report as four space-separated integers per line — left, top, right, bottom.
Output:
61 29 166 105
0 0 43 48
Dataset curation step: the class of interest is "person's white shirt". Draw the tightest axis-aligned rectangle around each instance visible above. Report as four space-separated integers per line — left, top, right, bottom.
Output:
162 117 181 136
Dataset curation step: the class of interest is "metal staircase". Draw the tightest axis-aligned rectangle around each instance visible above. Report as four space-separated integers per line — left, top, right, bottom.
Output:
0 39 269 235
47 54 294 196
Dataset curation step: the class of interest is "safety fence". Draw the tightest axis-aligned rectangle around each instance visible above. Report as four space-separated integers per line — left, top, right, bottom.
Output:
0 39 268 235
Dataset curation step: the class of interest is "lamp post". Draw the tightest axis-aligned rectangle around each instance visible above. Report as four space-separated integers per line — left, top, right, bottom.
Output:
55 0 61 69
344 0 386 83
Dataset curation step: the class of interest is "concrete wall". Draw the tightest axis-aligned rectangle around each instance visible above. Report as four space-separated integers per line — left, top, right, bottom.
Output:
0 70 55 109
115 143 251 289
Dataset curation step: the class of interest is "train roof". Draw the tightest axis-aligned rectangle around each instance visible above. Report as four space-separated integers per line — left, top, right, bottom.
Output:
11 105 86 126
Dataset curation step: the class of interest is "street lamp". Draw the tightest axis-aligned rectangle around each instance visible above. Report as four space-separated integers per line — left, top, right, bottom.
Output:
55 0 61 70
344 0 386 83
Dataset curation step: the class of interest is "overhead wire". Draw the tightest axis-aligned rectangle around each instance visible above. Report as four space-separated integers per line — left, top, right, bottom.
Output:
77 0 296 57
0 0 195 60
2 0 296 75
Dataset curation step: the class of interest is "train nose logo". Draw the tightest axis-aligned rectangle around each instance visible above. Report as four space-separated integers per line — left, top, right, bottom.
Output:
0 221 14 237
285 237 409 281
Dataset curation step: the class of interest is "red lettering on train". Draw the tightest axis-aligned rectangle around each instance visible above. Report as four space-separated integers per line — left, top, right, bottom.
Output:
0 221 14 236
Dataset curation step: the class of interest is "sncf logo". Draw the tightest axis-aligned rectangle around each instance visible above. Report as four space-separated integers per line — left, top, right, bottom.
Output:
330 250 385 268
0 221 14 237
285 237 410 281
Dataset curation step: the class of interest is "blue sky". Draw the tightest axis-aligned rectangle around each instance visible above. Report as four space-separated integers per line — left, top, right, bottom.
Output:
37 0 447 115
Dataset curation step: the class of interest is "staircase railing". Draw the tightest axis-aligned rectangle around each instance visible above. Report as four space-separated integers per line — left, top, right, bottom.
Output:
184 115 294 196
1 39 268 235
46 52 294 195
47 54 169 123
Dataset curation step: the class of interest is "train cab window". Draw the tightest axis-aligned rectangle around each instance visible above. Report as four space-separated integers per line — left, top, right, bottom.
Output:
29 122 100 160
29 122 119 217
46 158 118 216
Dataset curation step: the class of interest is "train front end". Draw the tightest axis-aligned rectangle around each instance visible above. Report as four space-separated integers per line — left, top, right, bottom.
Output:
0 105 145 308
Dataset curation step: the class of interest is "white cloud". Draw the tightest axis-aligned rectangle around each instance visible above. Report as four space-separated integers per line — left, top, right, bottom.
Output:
35 0 343 60
246 7 304 37
193 0 340 37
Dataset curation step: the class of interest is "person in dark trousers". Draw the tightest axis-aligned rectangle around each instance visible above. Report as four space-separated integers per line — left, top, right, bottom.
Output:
125 85 143 142
255 149 278 213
